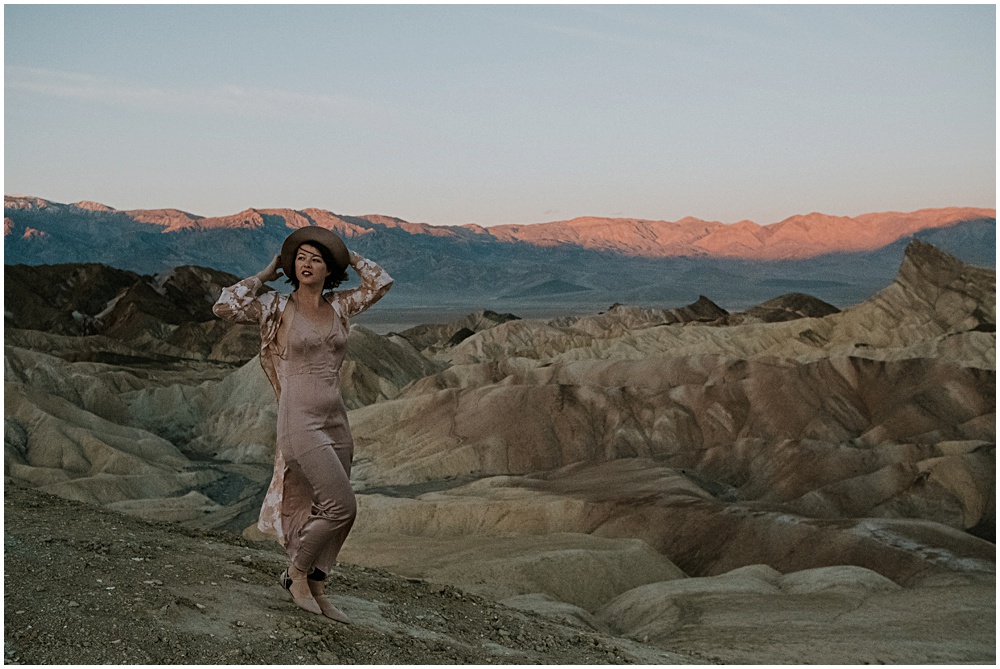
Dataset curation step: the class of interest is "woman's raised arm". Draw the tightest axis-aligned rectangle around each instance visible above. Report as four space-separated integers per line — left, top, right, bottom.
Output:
331 251 394 319
213 255 281 323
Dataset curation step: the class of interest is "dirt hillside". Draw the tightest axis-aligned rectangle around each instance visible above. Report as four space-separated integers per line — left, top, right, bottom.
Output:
3 481 698 665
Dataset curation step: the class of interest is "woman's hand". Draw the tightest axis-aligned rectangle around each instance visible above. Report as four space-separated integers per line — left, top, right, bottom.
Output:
256 254 282 283
348 250 362 270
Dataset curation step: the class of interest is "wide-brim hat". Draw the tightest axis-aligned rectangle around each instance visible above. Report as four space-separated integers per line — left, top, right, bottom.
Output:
280 227 350 280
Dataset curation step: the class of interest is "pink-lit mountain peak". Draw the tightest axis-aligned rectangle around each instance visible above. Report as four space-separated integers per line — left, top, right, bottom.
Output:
483 215 729 250
125 208 205 231
73 200 117 212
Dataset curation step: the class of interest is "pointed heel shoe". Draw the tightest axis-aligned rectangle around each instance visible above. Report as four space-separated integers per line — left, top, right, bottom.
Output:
279 568 322 616
308 579 352 624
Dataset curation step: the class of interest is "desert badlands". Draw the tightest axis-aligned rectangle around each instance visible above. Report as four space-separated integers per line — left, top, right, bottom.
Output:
4 239 995 663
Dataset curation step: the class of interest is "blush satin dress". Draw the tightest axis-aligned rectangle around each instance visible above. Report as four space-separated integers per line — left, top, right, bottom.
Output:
213 251 393 578
275 297 357 576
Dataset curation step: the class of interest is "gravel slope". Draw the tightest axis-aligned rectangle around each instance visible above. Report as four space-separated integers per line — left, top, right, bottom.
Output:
3 481 699 665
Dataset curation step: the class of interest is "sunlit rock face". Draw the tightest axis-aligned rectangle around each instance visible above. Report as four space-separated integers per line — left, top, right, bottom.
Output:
458 208 997 260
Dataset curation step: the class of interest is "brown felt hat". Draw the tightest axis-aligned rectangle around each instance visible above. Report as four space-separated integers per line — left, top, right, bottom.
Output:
280 227 350 280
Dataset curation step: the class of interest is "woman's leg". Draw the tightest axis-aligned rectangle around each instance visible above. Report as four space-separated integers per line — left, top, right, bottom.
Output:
288 443 356 575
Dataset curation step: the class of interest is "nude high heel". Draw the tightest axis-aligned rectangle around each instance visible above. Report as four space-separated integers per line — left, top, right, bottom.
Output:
308 578 352 624
280 567 322 615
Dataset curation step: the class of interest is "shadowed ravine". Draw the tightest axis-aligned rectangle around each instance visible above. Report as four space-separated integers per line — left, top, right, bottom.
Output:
3 240 995 663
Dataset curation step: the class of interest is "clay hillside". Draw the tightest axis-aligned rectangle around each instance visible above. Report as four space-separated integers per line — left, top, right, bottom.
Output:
3 239 994 663
4 196 996 313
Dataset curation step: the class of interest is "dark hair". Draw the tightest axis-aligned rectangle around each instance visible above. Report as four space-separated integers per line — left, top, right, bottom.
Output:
286 242 349 291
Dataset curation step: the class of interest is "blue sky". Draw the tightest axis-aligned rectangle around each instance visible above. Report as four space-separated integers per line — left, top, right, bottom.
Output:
4 4 995 226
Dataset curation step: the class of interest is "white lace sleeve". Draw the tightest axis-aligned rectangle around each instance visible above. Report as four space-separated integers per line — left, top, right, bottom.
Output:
213 276 264 324
331 251 394 319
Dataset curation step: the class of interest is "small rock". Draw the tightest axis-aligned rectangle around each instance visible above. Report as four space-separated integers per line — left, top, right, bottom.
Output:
68 601 80 608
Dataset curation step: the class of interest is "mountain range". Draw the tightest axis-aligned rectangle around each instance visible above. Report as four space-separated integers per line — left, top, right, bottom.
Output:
4 196 995 321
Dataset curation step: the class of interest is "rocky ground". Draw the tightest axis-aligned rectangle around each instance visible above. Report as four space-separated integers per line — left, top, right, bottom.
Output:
3 481 700 665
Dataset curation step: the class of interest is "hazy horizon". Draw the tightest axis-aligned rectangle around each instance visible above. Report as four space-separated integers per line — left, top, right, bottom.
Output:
5 5 995 227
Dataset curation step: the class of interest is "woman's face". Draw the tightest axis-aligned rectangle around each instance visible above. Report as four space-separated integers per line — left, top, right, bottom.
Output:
294 243 331 287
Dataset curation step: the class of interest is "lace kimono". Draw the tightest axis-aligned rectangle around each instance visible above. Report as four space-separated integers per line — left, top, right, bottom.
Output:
213 251 393 543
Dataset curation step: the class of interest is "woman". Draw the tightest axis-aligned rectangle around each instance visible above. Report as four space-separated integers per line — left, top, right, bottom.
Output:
213 227 393 622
